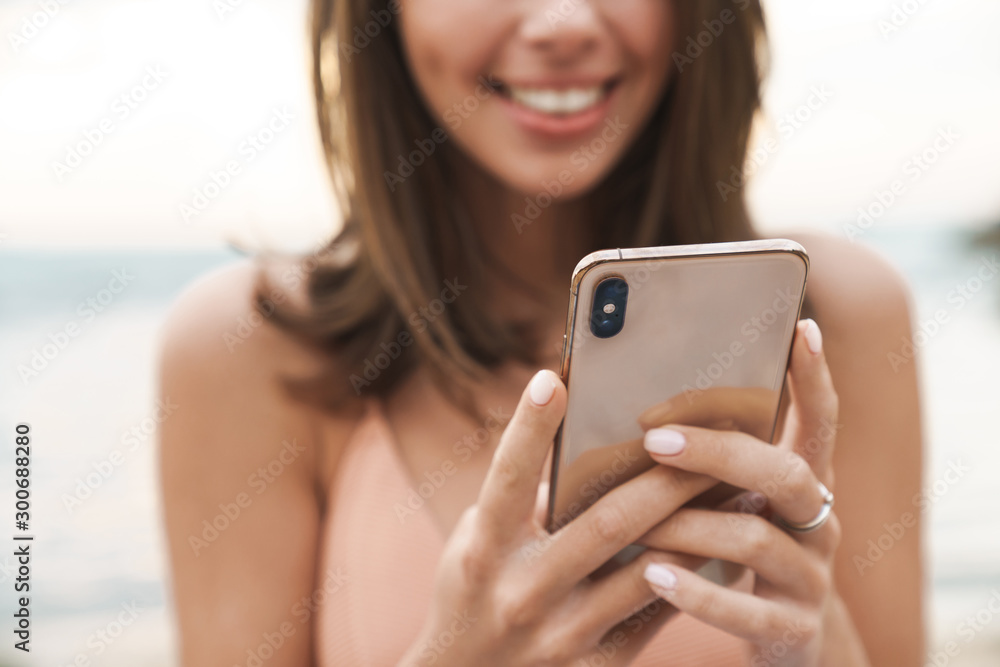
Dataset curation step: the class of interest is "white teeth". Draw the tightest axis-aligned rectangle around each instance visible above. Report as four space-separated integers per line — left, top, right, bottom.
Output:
508 86 605 115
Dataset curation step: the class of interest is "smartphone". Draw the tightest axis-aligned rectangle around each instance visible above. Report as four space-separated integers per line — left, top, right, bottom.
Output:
546 239 809 580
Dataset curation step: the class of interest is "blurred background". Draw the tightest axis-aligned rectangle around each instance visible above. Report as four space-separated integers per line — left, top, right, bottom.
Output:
1 0 998 664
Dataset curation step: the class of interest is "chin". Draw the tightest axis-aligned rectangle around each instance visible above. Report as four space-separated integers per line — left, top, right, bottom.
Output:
487 154 616 206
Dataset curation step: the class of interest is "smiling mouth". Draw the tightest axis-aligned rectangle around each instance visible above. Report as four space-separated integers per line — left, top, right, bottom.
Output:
491 78 620 116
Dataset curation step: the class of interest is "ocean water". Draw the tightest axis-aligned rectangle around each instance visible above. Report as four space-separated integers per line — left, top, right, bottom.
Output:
0 248 243 667
0 229 998 665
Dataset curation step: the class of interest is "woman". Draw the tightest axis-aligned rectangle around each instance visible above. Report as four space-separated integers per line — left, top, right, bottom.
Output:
159 0 924 664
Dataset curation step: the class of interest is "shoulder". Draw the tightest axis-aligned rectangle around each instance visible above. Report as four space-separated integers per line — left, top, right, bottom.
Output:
157 257 363 485
157 257 365 662
780 231 922 486
784 231 913 339
160 257 316 383
780 231 921 453
781 232 917 378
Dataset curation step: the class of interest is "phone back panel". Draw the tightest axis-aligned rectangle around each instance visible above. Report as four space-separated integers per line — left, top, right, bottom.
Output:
548 241 809 530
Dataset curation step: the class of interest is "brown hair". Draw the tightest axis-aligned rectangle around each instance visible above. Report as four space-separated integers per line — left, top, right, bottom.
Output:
256 0 774 413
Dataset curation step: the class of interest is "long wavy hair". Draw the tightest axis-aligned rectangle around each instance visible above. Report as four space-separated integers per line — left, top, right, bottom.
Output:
256 0 773 414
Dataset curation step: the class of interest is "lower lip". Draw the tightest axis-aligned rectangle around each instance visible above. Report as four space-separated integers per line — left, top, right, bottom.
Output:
498 85 618 141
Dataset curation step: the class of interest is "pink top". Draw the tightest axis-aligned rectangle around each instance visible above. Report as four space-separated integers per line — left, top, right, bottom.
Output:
315 400 750 665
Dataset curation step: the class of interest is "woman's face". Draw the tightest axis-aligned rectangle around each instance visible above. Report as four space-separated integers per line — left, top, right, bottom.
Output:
399 0 677 200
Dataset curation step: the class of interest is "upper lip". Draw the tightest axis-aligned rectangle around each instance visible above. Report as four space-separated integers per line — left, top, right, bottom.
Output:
491 75 620 91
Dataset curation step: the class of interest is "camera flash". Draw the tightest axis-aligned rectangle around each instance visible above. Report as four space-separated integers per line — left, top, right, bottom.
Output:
603 303 616 314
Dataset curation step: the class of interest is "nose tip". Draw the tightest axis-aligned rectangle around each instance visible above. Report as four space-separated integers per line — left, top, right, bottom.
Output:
521 2 602 61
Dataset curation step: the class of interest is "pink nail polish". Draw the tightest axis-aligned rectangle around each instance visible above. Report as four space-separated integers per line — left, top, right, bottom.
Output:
803 319 823 355
644 428 685 455
644 563 678 595
528 371 556 406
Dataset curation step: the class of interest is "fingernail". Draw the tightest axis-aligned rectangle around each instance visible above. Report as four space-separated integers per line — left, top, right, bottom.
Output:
644 563 678 596
803 319 823 355
528 371 556 406
644 428 686 456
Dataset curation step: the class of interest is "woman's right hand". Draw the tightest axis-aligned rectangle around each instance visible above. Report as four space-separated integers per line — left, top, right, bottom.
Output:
398 370 723 667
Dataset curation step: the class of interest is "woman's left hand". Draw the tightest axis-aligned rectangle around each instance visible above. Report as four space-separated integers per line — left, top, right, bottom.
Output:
635 319 866 666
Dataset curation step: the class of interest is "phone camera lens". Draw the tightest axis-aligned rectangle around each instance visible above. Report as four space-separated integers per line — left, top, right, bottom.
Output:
590 277 628 338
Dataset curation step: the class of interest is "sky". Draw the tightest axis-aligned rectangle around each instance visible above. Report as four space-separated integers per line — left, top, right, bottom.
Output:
0 0 998 250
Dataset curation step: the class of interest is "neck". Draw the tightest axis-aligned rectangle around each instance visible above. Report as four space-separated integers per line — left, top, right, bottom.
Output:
456 159 598 335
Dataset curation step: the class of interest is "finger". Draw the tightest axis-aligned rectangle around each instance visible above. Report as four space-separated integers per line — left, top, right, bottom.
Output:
643 562 812 647
642 425 828 527
599 600 677 666
637 509 828 602
638 386 780 442
477 370 565 544
547 437 651 528
782 319 839 478
533 478 550 527
571 549 702 647
530 463 717 598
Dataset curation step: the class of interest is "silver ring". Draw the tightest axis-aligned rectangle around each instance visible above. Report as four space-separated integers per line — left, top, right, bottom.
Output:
775 482 835 533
